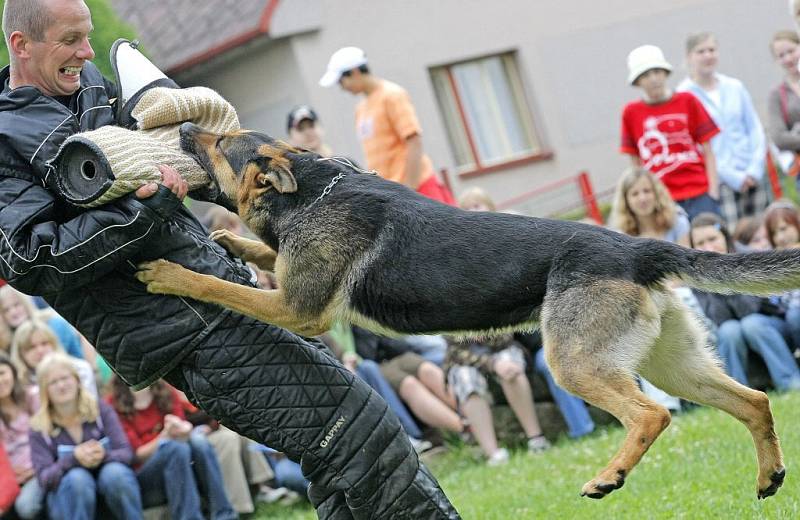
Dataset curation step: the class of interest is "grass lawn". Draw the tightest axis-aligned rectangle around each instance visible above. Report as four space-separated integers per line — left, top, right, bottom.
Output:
253 391 800 519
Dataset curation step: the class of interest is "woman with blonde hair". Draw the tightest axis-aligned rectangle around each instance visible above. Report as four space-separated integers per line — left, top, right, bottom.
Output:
11 319 97 400
0 286 85 360
610 167 691 246
28 353 142 520
457 187 497 212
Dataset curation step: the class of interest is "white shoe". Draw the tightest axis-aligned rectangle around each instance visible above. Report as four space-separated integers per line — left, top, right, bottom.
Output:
527 435 551 454
487 448 509 466
256 486 292 504
409 437 434 454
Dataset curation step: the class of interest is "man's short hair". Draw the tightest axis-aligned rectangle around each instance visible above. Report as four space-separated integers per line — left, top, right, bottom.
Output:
2 0 55 45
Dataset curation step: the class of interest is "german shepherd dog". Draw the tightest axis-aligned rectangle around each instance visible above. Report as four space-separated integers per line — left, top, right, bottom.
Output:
136 122 795 500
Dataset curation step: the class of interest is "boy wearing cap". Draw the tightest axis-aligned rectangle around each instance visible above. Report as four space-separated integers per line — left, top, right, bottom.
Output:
286 105 333 156
621 44 721 220
320 47 454 204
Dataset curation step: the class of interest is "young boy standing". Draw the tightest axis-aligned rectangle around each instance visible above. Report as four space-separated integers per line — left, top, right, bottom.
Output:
621 45 721 220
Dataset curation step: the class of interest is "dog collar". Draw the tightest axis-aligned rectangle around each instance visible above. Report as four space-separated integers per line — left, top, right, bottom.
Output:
312 156 377 205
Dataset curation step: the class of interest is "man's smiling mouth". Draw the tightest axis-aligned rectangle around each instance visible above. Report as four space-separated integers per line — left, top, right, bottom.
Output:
60 66 82 76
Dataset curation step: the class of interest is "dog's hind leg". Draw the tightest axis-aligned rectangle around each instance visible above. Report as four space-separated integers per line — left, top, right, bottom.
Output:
541 281 671 499
638 293 785 499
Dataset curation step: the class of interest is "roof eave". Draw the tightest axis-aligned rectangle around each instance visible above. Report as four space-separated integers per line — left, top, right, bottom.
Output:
165 0 279 76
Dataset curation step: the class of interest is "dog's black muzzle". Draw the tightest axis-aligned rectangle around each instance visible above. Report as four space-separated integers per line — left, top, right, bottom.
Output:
179 123 238 213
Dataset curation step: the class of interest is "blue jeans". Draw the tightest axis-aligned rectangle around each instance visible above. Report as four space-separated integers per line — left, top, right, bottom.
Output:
14 476 44 519
46 462 142 520
266 456 309 495
718 315 800 390
356 360 424 439
534 349 595 438
137 435 236 520
678 192 721 222
783 305 800 351
716 320 750 385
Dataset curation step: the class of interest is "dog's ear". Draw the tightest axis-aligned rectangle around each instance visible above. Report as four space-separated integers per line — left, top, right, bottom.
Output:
253 156 297 193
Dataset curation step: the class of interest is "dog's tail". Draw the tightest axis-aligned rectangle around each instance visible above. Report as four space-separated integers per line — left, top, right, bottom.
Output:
645 240 800 295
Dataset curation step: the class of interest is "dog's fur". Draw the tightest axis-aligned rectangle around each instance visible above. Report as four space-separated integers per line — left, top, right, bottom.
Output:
136 123 795 500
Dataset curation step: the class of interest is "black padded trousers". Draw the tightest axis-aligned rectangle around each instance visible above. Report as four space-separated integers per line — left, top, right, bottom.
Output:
164 310 460 519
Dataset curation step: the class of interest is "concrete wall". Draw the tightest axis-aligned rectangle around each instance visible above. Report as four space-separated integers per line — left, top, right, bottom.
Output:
173 0 795 211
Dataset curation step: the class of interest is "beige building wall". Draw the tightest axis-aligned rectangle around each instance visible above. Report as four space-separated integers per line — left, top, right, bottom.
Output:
168 0 794 214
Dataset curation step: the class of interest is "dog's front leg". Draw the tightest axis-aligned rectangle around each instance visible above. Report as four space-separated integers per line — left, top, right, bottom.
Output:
136 259 326 335
210 229 277 271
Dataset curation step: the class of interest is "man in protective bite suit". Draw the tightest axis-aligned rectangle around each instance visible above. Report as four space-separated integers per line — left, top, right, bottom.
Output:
0 1 459 518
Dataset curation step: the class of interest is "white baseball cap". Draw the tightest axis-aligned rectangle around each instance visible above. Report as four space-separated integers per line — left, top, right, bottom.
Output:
627 45 672 85
319 47 368 87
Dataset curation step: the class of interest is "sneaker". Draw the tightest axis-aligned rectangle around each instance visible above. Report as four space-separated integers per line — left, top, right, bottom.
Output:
409 436 434 454
256 486 292 504
527 435 551 454
487 448 509 466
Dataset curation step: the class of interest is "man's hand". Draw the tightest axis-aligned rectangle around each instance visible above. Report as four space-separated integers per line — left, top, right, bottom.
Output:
741 175 757 191
135 165 189 200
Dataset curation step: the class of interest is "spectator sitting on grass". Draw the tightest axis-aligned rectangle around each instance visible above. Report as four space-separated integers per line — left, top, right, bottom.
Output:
107 376 236 520
443 334 551 465
352 326 467 438
29 353 141 520
690 212 800 390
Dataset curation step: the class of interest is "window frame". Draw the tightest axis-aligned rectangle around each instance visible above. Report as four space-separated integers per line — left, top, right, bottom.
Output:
430 50 552 178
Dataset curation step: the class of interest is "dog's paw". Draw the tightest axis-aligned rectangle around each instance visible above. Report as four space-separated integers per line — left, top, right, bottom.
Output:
580 469 626 499
210 229 242 252
135 259 193 296
757 468 785 500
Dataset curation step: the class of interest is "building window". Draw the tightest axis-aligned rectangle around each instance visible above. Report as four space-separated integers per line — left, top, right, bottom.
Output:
430 52 545 175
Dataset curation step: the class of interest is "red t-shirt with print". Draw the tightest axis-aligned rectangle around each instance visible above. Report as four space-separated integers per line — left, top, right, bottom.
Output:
107 388 184 452
620 91 719 201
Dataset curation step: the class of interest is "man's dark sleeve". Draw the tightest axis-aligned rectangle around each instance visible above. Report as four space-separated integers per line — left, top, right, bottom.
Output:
0 171 182 294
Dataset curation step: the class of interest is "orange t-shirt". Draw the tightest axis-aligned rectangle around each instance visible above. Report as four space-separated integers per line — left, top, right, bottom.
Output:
355 79 434 186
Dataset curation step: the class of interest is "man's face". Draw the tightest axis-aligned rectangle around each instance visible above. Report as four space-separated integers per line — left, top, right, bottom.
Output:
338 69 363 94
17 0 95 96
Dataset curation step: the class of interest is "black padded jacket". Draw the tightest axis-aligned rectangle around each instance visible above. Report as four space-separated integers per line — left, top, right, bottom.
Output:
0 63 253 389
